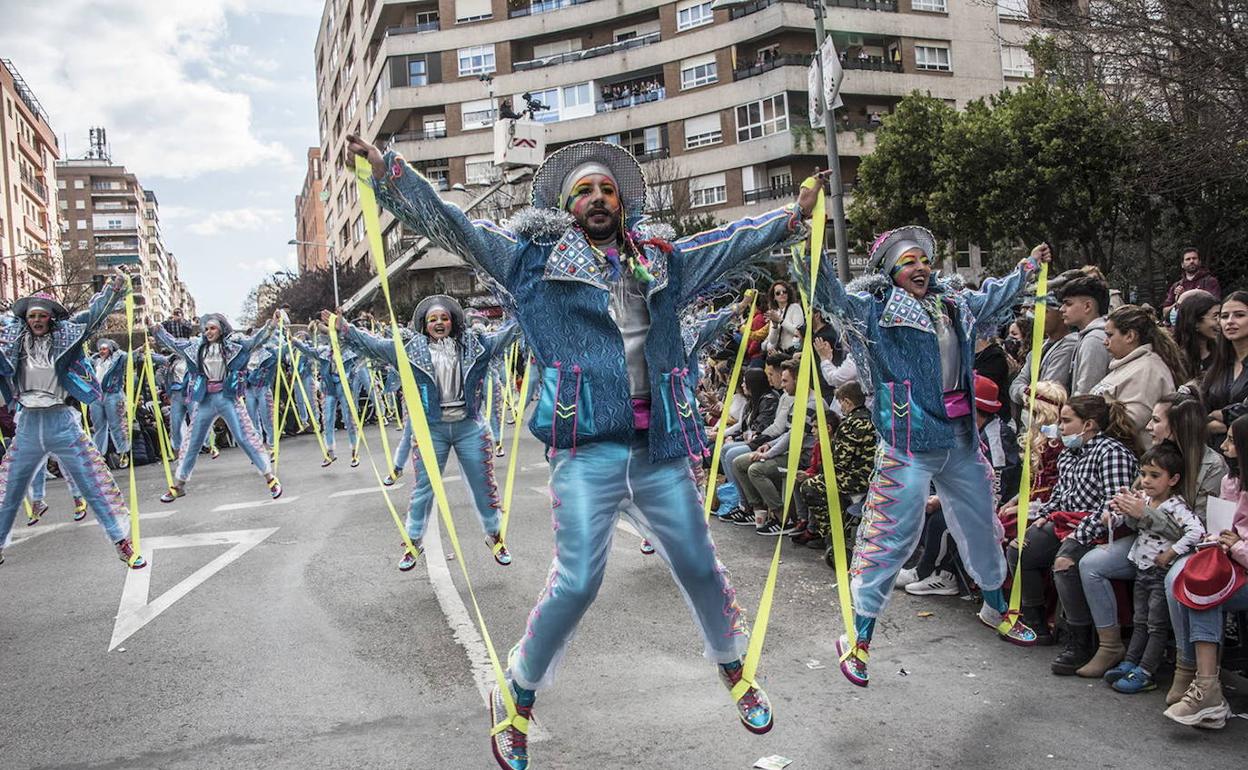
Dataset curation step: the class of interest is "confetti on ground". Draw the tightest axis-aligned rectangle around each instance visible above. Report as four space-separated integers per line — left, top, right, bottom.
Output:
805 659 825 670
917 611 934 618
753 755 793 770
897 668 909 677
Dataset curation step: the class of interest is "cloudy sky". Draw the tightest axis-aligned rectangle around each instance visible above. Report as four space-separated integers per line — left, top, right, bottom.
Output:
0 0 324 319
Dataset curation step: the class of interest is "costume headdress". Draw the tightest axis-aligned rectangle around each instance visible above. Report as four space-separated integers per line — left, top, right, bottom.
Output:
13 291 68 322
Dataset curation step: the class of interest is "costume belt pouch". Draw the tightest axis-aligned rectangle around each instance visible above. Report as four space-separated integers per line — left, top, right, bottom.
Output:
943 390 971 419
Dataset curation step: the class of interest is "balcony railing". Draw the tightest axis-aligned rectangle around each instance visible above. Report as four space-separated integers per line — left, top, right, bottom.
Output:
842 56 903 72
633 147 670 163
743 186 789 204
384 20 439 35
507 0 593 19
19 166 48 202
730 0 896 18
391 128 449 142
97 240 141 251
514 31 660 72
596 86 665 113
732 53 812 82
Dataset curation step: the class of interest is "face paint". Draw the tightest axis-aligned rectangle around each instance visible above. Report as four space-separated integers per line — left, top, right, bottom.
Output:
565 173 622 241
890 249 933 297
425 309 453 340
25 310 52 336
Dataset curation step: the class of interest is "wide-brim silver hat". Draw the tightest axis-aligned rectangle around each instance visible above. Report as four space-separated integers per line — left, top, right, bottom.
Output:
866 225 938 275
200 313 234 337
12 291 69 321
412 294 466 333
95 338 119 353
531 141 646 220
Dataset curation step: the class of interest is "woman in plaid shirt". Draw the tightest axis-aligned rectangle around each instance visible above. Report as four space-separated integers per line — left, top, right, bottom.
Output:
1008 394 1140 668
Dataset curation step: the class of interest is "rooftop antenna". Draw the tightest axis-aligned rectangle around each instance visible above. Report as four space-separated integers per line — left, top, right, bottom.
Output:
87 127 111 162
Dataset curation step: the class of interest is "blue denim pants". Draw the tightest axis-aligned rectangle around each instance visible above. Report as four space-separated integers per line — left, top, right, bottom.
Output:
1078 535 1137 629
404 417 500 541
510 432 750 690
294 373 316 424
88 391 129 455
177 392 272 481
29 456 82 501
0 405 128 545
322 386 358 454
852 425 1007 618
168 387 188 451
1166 554 1248 662
719 441 752 503
392 418 413 473
244 384 276 446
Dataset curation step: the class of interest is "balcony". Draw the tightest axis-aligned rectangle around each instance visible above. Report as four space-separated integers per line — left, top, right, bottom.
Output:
507 0 593 19
19 166 48 203
733 53 812 82
390 127 449 142
514 31 660 72
633 146 670 163
730 0 895 18
596 85 666 113
841 55 902 73
18 133 43 164
23 213 48 241
99 253 141 266
94 201 137 212
743 186 789 205
97 239 141 251
385 20 439 36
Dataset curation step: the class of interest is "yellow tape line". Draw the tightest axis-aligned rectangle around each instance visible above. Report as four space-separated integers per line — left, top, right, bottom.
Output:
140 345 176 491
122 281 142 562
702 290 757 521
498 354 532 542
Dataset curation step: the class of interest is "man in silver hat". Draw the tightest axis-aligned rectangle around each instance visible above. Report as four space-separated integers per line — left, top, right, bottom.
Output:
349 133 824 769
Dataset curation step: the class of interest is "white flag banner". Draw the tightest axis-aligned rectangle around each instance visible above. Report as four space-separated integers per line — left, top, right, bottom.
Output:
807 37 844 129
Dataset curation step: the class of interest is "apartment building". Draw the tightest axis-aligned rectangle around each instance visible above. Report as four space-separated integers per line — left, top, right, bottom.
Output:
57 156 194 319
314 0 1039 288
0 58 62 303
295 147 331 273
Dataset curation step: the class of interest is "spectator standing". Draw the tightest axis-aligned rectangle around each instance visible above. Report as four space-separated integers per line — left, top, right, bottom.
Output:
161 307 195 339
1201 290 1248 442
1091 304 1186 448
1161 247 1222 318
1058 274 1113 396
973 336 1011 409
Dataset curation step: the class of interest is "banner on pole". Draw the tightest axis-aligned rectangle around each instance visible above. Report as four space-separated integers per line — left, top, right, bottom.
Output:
808 36 844 128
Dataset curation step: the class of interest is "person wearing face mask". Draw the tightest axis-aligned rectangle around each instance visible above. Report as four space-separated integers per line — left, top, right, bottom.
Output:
1007 394 1140 673
350 132 822 768
332 295 521 570
88 337 131 467
800 224 1050 687
149 311 283 503
0 271 146 569
290 321 363 467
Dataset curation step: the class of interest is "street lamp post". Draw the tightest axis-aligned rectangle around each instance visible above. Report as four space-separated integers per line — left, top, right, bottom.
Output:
710 0 851 281
288 238 339 307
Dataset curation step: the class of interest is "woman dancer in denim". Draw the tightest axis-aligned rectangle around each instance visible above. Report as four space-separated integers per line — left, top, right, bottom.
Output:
334 295 520 569
150 312 282 503
88 337 130 465
0 272 145 568
290 325 361 467
804 226 1050 687
242 338 280 448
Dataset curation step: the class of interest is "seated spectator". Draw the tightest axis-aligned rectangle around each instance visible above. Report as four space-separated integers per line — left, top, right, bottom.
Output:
974 336 1011 410
793 380 874 551
762 280 805 356
1091 304 1187 448
1009 291 1079 418
717 368 778 525
1201 290 1248 443
998 380 1068 555
1163 414 1248 729
1172 290 1220 384
1007 394 1139 657
1144 394 1228 524
1058 273 1112 395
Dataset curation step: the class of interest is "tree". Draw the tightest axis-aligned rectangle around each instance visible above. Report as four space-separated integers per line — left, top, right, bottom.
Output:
644 156 721 238
245 260 375 326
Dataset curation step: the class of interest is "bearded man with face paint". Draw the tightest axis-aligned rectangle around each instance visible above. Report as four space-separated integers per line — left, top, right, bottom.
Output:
88 337 131 465
0 270 146 568
800 225 1052 687
348 133 822 769
332 295 521 569
149 310 284 503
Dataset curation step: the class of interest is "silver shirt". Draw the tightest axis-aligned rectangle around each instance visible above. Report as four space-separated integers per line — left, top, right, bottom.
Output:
429 337 466 421
18 334 66 408
604 250 651 399
936 309 961 392
202 342 226 382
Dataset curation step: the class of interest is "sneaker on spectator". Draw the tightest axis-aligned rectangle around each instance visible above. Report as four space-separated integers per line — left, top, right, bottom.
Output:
756 519 784 536
717 505 746 522
894 567 920 590
804 535 828 550
1112 666 1156 694
905 570 960 596
1164 676 1230 728
730 510 758 526
1103 660 1135 685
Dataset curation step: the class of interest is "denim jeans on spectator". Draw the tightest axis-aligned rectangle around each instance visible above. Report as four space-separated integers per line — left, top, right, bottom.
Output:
1126 566 1171 673
1078 535 1137 628
1166 556 1248 662
720 441 752 504
1007 523 1094 623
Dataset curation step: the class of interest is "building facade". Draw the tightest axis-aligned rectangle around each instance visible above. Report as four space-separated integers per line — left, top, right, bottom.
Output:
295 147 331 273
56 155 194 319
314 0 1038 287
0 58 62 303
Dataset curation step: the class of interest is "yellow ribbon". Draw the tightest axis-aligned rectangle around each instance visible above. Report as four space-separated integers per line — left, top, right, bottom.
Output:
498 353 532 542
121 280 142 564
140 345 176 492
702 290 757 521
270 320 287 473
1009 261 1049 612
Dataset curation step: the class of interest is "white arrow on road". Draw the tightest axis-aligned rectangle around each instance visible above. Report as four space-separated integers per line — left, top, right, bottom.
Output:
109 528 278 651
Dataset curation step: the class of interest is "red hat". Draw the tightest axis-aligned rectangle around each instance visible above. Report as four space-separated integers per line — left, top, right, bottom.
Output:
1173 546 1248 610
973 374 1001 414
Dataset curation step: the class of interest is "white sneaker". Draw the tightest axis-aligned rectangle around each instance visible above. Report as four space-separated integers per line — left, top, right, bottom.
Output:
894 567 919 590
904 570 960 596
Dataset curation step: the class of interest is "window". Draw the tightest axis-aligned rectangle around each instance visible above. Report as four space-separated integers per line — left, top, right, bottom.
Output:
684 114 722 149
915 44 952 72
461 98 496 130
768 166 793 192
676 0 713 31
680 54 718 90
735 93 788 142
74 179 84 189
458 45 496 77
1001 45 1034 78
613 21 660 42
455 0 492 22
77 239 87 250
59 199 68 210
423 116 447 138
353 214 365 244
106 218 122 229
562 83 591 109
76 218 86 229
527 88 559 122
911 0 946 11
57 179 66 189
534 39 581 59
997 0 1029 20
420 160 450 190
415 10 439 27
408 58 428 86
690 172 727 208
75 200 85 210
366 81 381 123
465 154 497 185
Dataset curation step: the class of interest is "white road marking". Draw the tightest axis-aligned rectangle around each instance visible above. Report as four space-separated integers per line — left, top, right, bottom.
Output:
212 496 300 512
109 528 278 651
79 509 177 527
329 483 404 498
7 521 75 548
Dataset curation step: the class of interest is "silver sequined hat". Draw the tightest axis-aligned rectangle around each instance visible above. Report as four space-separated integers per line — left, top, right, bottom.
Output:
412 294 466 334
866 225 938 276
531 141 647 220
12 291 69 321
199 313 234 338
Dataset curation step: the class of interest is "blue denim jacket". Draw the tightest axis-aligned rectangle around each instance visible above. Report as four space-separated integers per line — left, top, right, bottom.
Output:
372 151 802 462
345 321 521 423
153 323 275 402
811 257 1038 453
0 283 123 405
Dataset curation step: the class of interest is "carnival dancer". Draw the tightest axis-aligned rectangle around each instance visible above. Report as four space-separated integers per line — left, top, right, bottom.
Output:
0 271 146 568
291 330 319 431
333 295 521 568
242 336 279 448
148 344 192 455
800 225 1050 687
88 337 130 466
149 311 283 503
349 133 820 769
27 454 87 523
290 324 361 466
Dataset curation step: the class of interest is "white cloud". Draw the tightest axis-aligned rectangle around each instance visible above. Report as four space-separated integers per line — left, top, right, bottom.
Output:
0 0 295 180
187 208 284 236
234 249 298 274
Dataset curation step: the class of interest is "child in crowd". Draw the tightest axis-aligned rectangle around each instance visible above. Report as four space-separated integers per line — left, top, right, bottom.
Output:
793 381 875 551
1103 442 1204 693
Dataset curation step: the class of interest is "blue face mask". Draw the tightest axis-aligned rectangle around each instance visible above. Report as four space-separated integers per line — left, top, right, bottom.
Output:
1061 433 1085 450
1039 423 1060 440
1169 306 1179 326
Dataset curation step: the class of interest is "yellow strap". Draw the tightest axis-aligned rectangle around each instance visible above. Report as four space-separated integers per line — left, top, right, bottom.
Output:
270 322 287 472
1008 261 1049 612
140 345 176 491
490 713 529 736
290 353 332 462
121 280 142 560
498 355 532 542
355 155 519 729
702 290 757 521
729 676 758 702
809 364 856 647
371 366 396 472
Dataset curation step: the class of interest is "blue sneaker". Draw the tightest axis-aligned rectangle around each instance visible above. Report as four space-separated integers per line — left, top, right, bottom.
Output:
837 634 869 688
1112 666 1156 694
719 663 774 734
1103 660 1135 685
489 680 531 770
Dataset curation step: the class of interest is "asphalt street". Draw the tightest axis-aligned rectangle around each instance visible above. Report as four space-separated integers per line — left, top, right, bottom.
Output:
1 423 1245 770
